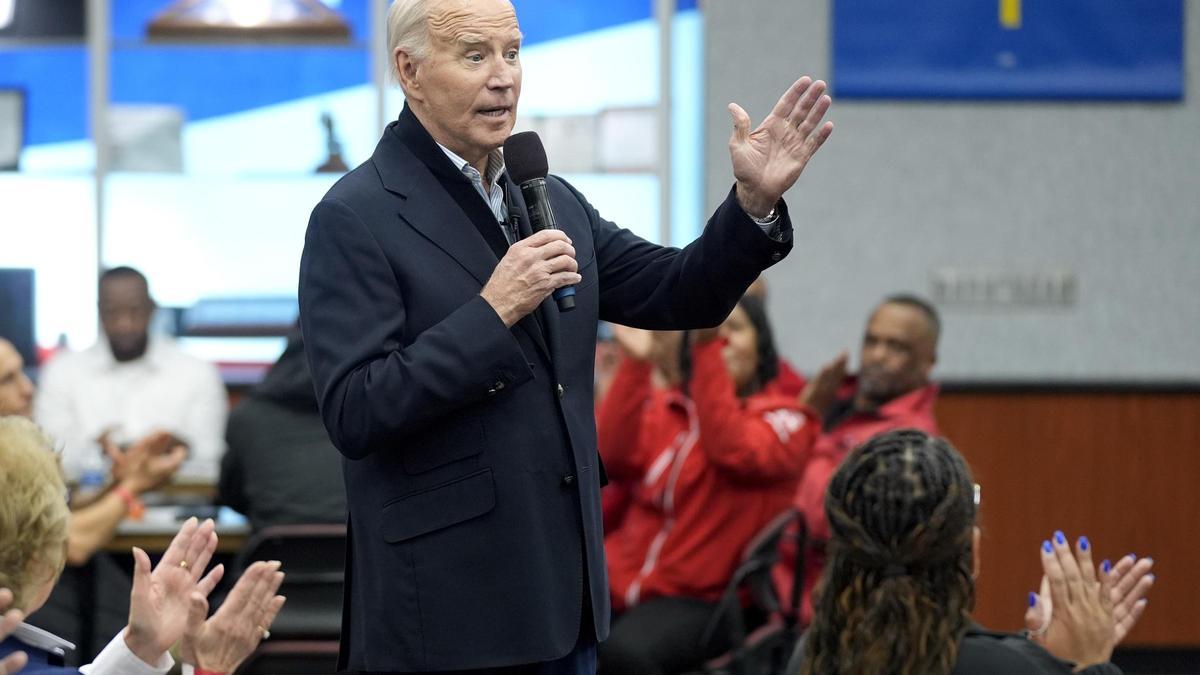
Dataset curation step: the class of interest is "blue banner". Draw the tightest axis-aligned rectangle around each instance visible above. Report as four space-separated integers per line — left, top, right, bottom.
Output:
832 0 1184 100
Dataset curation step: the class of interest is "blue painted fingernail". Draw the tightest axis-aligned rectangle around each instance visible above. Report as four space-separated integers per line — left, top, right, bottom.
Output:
1102 559 1111 574
1054 531 1066 545
1147 574 1155 582
1028 591 1037 607
1043 540 1053 553
1127 553 1136 560
1079 536 1090 551
1144 557 1153 565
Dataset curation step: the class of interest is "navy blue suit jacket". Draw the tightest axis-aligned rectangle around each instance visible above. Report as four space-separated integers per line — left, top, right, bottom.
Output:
298 107 792 672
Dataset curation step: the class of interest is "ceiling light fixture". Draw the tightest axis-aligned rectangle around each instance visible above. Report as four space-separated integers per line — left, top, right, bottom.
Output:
147 0 351 43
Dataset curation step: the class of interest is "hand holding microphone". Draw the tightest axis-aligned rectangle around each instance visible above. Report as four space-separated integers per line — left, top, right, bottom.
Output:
480 131 579 326
480 229 580 328
504 132 577 312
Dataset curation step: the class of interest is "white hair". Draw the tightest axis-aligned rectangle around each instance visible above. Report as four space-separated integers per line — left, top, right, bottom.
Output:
387 0 432 85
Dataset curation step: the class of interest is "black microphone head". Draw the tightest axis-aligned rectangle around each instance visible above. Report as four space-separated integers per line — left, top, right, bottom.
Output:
504 131 549 184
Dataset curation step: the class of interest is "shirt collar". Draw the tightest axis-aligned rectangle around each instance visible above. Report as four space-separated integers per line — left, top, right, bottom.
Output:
93 333 166 371
436 143 506 187
13 622 75 654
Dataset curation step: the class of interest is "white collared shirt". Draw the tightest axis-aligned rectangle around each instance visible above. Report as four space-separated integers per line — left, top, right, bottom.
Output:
438 144 514 242
81 630 174 675
35 335 228 481
12 623 172 675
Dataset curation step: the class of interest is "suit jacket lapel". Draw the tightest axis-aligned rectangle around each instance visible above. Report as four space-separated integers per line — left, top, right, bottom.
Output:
375 120 498 287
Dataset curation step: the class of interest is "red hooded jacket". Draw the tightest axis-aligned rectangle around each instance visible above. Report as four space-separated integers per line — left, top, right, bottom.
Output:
599 340 819 612
771 377 940 626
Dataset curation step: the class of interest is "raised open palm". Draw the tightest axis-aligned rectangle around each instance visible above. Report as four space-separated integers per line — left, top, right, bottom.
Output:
728 76 834 217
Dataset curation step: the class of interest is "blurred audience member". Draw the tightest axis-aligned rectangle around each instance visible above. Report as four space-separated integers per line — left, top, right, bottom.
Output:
775 294 941 625
0 340 33 419
597 295 818 674
742 275 805 396
218 328 346 531
0 416 285 674
592 322 623 409
790 429 1150 674
1 337 186 662
35 266 227 482
599 328 684 535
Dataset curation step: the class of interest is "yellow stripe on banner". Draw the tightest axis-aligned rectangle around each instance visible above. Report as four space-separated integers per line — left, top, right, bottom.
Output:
1000 0 1022 29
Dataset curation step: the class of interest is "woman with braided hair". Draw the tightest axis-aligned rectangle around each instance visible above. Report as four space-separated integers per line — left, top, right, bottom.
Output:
792 429 1134 675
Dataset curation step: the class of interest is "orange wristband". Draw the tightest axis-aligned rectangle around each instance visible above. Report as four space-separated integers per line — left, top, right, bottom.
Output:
112 484 145 520
194 669 227 675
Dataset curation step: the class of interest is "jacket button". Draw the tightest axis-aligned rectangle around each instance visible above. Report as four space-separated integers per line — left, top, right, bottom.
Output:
561 474 576 487
556 383 565 397
770 252 782 262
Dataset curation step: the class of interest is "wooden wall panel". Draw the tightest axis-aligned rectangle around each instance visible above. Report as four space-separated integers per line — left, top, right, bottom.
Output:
935 391 1200 647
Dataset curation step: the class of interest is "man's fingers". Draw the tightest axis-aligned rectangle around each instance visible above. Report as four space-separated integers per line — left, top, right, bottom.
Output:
544 254 579 276
798 93 832 137
549 272 583 289
769 76 812 121
802 121 835 158
787 79 826 128
728 102 752 146
517 228 571 249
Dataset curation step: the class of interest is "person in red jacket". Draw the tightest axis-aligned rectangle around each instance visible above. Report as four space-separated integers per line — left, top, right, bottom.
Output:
597 294 819 674
774 294 942 628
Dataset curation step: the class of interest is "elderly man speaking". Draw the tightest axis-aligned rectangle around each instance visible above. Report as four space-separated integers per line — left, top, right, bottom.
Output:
298 0 833 672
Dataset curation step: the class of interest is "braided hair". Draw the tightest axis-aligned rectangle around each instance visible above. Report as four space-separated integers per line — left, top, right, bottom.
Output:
801 429 976 675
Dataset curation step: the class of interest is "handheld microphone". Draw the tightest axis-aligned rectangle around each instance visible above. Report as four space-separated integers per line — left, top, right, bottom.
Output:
504 131 576 312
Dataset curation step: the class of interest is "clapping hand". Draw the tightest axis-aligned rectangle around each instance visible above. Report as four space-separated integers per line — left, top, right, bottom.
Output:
182 560 287 674
800 351 848 417
1024 532 1129 668
728 76 834 218
1026 544 1154 650
107 430 187 494
123 517 224 664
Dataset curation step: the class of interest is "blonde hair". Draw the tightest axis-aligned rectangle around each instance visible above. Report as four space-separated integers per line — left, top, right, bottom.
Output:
0 416 69 610
387 0 431 85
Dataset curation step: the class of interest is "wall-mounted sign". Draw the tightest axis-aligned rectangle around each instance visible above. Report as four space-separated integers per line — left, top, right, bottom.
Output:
833 0 1184 100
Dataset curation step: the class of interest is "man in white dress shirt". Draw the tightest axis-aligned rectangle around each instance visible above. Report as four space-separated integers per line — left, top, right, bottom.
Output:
35 266 228 481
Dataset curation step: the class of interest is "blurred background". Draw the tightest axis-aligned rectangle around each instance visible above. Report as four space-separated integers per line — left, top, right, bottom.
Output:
1 0 1196 672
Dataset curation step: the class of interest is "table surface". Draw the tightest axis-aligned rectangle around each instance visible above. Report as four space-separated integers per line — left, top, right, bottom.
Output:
108 505 250 554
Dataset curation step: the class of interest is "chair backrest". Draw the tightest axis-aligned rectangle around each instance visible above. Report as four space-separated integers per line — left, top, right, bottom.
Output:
231 524 347 640
700 509 799 660
235 639 339 675
738 508 799 614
